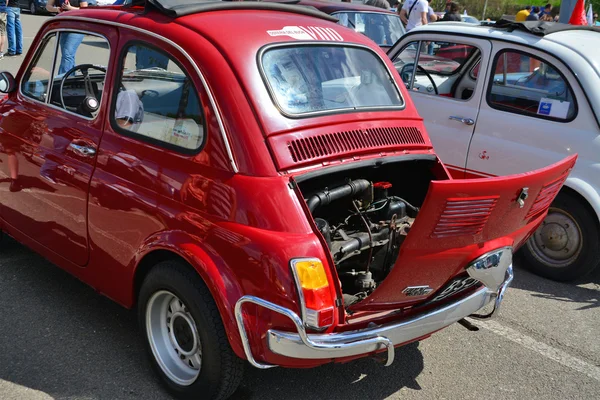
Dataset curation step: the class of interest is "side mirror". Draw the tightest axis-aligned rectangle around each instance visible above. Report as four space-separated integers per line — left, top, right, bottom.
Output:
0 71 16 94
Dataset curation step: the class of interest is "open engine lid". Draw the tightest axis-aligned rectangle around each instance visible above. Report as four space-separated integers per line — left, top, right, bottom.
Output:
349 154 577 312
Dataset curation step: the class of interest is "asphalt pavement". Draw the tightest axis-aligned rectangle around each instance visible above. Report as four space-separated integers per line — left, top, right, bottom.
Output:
1 12 600 400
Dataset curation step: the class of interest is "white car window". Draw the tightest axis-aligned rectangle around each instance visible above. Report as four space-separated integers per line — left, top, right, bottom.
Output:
393 41 479 100
487 50 576 121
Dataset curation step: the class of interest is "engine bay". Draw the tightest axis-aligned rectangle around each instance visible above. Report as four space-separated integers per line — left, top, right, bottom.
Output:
298 158 440 309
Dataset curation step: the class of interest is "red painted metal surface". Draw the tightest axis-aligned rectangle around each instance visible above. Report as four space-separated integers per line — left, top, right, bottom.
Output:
350 154 577 312
0 5 578 369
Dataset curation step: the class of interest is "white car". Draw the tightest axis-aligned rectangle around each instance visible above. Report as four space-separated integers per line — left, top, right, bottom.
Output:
388 21 600 281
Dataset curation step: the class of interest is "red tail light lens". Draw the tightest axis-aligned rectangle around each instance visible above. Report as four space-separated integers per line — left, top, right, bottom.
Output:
291 258 335 329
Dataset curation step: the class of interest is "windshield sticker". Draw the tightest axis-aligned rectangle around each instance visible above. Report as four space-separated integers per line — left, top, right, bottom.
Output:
537 98 570 119
267 26 344 41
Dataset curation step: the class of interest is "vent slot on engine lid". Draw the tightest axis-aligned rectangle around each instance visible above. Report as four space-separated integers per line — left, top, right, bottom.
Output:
287 126 426 163
432 196 499 238
525 171 569 220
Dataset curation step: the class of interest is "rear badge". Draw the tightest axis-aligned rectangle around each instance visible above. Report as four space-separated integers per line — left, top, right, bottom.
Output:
402 286 433 296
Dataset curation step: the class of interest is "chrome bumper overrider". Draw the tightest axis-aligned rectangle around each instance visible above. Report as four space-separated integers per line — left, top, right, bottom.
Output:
235 248 514 369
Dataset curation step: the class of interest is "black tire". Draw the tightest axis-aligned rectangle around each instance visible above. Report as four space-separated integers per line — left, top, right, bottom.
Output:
520 192 600 281
138 260 244 400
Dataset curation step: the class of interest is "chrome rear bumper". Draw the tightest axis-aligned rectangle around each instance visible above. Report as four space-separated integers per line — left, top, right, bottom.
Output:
235 248 513 369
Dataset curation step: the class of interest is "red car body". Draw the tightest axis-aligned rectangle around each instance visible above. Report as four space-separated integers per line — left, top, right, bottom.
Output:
0 1 575 398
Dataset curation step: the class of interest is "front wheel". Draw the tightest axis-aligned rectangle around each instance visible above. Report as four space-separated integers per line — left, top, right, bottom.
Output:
138 261 244 399
521 192 600 281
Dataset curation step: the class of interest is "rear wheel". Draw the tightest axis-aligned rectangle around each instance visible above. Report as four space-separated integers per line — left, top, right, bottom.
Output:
138 260 244 399
521 192 600 281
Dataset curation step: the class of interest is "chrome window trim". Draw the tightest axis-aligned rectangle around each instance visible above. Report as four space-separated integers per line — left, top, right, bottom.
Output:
19 29 111 122
56 16 238 173
257 41 406 119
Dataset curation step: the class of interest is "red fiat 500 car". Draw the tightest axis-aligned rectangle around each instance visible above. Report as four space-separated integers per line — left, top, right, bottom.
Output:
0 1 575 399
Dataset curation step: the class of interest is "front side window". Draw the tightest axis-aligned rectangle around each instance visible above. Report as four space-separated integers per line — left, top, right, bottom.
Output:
49 32 110 118
487 50 576 121
335 12 405 47
112 44 205 151
262 45 403 116
22 31 110 119
22 33 57 102
393 41 479 100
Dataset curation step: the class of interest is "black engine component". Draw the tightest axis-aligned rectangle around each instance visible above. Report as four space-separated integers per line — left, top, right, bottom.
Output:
314 218 332 247
306 179 371 213
371 198 407 222
307 179 416 301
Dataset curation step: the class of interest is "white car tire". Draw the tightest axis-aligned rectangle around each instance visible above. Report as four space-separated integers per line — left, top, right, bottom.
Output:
521 192 600 281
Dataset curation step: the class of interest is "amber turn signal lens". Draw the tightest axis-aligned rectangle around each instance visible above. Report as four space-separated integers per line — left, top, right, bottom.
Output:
292 259 329 290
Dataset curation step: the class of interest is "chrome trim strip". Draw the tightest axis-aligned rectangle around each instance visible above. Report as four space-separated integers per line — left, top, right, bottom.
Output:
235 247 514 368
235 295 394 369
470 265 514 319
55 16 239 172
266 286 493 361
18 29 111 122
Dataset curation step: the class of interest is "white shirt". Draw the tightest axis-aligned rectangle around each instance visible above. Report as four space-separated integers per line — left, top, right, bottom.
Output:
402 0 428 31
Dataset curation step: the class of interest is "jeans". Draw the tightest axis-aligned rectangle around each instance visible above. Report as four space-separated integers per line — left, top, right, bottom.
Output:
58 33 84 75
6 7 22 55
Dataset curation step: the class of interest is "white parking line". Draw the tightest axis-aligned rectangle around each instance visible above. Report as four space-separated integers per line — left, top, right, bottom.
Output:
473 319 600 382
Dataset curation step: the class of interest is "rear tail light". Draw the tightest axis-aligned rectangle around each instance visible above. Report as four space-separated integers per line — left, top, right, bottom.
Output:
290 258 335 329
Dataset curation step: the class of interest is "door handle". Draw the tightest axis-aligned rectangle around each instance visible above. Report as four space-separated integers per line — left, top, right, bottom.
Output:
449 116 475 126
69 143 96 157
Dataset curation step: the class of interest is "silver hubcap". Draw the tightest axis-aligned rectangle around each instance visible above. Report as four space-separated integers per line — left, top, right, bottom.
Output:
527 207 582 268
146 291 202 386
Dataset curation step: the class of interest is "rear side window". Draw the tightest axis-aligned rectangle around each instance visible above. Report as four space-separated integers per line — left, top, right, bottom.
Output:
261 45 403 117
487 50 576 121
112 43 205 152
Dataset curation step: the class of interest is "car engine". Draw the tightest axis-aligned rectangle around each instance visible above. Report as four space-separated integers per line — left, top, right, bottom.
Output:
306 179 419 307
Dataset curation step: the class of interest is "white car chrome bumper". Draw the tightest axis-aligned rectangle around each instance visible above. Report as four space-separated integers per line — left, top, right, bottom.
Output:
235 248 513 369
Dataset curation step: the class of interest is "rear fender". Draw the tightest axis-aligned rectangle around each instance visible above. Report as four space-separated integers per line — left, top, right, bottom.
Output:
131 230 245 357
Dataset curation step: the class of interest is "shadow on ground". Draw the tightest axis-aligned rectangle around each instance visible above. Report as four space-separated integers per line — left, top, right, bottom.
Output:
0 237 424 399
511 253 600 311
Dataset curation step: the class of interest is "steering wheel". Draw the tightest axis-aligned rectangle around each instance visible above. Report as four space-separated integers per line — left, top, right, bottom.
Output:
59 64 107 114
399 63 439 95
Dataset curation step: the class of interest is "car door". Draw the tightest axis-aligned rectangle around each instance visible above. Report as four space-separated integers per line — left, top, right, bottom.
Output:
388 35 491 178
466 44 594 178
0 26 116 266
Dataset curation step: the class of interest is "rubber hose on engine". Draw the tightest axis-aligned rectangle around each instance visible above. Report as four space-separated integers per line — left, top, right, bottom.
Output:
306 179 371 213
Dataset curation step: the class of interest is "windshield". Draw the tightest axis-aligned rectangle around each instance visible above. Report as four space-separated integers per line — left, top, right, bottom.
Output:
334 11 405 47
261 45 403 116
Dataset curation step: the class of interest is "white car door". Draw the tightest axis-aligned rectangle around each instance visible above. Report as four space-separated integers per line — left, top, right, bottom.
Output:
466 44 595 178
388 35 492 178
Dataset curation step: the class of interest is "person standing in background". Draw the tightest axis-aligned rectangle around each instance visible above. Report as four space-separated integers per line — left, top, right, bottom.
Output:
515 5 532 22
5 0 22 57
526 6 540 21
538 3 552 18
365 0 391 10
441 1 461 21
0 0 7 59
46 0 92 74
399 0 428 32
